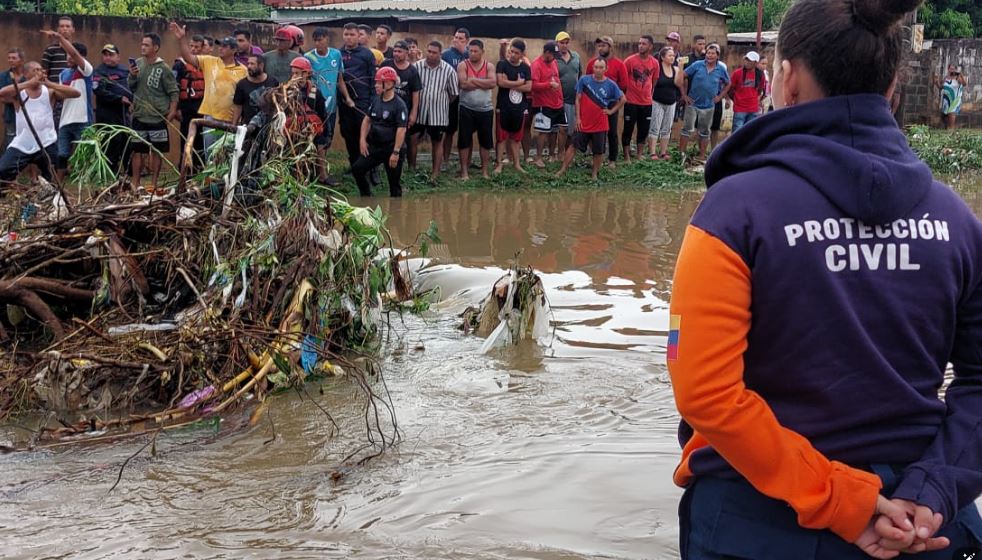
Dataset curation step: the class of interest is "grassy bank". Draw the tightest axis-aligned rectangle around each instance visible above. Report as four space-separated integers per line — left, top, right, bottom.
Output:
908 126 982 177
325 150 704 196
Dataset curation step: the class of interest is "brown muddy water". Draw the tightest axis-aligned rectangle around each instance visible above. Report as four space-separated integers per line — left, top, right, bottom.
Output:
1 177 980 559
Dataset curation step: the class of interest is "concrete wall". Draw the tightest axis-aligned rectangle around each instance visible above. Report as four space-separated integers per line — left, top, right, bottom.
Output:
0 12 278 157
903 39 981 128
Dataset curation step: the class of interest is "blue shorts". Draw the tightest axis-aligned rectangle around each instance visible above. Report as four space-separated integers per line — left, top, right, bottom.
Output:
680 469 982 560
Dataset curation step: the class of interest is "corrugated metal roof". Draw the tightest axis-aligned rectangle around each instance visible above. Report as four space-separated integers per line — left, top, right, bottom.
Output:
275 0 727 16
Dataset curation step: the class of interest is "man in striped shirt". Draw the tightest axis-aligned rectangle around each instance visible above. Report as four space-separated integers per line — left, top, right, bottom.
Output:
411 40 459 182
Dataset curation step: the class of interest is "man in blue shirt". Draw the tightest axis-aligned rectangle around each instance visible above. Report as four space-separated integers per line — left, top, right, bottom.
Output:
306 27 354 184
680 43 729 162
441 27 469 171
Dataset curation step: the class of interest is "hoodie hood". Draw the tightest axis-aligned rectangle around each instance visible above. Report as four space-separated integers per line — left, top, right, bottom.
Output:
705 94 933 225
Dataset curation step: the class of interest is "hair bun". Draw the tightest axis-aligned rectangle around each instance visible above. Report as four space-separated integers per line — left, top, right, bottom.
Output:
853 0 923 34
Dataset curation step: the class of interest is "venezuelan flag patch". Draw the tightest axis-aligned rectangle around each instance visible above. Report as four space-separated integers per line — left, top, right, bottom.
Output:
667 314 681 360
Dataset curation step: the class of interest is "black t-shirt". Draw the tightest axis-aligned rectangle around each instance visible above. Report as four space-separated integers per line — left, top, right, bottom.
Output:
495 60 531 115
368 94 408 146
381 47 394 61
381 60 422 114
652 64 680 105
233 76 279 124
341 46 377 111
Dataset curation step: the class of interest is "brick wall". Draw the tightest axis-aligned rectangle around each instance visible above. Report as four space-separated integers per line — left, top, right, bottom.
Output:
567 0 728 59
902 39 981 128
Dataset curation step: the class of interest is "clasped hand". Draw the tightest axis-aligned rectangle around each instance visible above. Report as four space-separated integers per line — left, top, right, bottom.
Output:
854 496 949 559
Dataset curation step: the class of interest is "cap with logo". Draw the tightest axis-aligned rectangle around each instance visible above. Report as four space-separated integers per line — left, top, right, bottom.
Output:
543 41 559 55
745 50 760 62
555 31 571 42
101 43 119 54
220 37 237 47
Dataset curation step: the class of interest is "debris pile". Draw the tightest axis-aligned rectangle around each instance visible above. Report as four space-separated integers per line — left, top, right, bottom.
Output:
459 265 551 353
0 87 418 452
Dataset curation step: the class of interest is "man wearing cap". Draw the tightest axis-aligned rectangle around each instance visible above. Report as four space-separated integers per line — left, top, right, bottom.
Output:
170 23 247 156
586 36 627 167
128 33 178 192
727 50 766 131
554 31 581 155
264 28 301 85
666 32 682 62
92 43 132 173
529 41 565 168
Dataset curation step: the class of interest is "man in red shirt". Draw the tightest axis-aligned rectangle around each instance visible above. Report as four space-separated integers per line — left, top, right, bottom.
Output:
556 58 625 180
586 36 627 167
530 41 565 168
621 35 658 163
728 50 766 131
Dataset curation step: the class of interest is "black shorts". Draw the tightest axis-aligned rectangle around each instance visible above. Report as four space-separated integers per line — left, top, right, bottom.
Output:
410 123 446 142
531 105 567 133
130 119 170 154
572 131 606 155
458 107 494 150
447 98 460 134
711 100 723 131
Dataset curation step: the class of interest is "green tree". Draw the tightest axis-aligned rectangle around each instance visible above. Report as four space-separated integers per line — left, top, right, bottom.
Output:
919 2 976 38
34 0 268 18
724 0 791 33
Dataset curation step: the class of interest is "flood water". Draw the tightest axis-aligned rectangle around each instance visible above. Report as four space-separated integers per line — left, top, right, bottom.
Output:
1 177 980 559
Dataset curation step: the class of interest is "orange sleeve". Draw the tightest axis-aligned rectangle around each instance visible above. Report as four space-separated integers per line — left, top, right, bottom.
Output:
668 225 882 542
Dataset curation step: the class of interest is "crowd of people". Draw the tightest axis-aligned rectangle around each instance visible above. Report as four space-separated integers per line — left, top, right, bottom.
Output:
0 16 789 197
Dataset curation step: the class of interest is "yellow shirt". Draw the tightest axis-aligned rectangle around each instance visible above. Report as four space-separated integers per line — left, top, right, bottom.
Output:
196 55 248 122
371 48 384 65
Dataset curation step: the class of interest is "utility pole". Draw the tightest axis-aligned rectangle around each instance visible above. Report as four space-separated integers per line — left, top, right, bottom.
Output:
755 0 764 51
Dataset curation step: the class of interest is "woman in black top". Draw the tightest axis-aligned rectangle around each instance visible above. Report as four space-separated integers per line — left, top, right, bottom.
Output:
352 66 408 197
647 46 684 160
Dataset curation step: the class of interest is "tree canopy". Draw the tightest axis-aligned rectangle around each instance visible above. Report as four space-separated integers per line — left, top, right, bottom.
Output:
4 0 270 18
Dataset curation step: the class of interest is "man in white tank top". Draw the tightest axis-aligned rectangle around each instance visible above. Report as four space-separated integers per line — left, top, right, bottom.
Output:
0 62 80 189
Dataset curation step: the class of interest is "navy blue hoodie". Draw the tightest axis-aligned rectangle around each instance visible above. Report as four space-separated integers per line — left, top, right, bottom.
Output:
667 94 982 540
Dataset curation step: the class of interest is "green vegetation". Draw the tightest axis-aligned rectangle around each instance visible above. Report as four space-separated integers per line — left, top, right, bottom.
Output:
717 0 980 37
326 151 703 197
908 125 982 176
724 0 791 34
6 0 269 18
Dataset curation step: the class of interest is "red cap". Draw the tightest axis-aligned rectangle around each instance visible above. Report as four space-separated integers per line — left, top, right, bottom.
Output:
274 28 293 42
290 57 312 71
375 66 398 83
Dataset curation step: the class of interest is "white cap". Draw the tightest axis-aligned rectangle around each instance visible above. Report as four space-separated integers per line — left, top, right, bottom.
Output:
745 51 760 62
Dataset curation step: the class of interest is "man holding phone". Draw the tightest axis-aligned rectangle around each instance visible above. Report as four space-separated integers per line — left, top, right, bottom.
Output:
128 32 178 193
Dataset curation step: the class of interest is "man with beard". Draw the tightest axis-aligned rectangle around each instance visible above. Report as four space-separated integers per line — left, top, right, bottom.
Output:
586 36 627 167
232 54 278 126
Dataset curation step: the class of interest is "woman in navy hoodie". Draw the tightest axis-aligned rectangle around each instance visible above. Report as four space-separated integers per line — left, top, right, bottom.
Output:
668 0 982 558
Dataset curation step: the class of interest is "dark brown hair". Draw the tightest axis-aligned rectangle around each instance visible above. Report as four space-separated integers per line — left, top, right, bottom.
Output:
777 0 921 96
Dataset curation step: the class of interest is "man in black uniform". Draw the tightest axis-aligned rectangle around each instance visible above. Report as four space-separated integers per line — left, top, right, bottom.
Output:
352 66 408 197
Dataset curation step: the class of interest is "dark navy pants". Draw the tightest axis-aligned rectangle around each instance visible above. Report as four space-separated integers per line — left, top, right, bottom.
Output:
680 466 982 559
